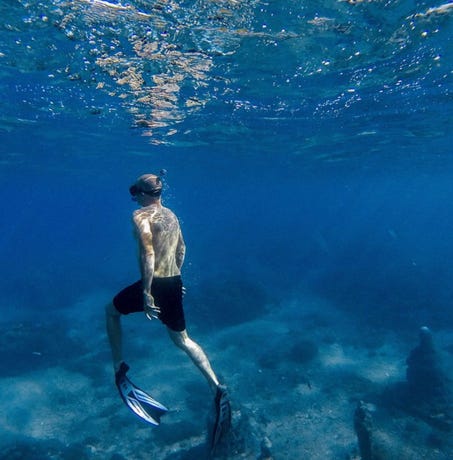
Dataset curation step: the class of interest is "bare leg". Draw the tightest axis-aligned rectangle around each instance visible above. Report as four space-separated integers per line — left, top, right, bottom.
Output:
168 328 220 394
105 303 123 373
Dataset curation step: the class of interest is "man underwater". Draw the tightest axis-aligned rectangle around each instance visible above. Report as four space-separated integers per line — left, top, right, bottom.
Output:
105 173 230 444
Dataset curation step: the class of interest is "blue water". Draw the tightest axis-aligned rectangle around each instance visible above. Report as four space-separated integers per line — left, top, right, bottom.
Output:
1 1 453 458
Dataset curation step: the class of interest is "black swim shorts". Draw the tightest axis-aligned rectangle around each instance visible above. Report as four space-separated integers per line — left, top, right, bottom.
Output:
113 276 186 332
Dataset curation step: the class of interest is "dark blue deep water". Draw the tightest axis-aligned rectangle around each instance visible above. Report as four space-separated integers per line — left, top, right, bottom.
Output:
1 1 453 459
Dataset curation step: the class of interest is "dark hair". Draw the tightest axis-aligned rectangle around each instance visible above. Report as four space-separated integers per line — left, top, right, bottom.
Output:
130 174 163 197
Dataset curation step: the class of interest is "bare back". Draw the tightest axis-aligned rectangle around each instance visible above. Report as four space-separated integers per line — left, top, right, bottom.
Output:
133 204 185 278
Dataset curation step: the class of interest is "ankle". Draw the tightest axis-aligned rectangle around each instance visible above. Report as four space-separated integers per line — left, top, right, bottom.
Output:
114 360 126 374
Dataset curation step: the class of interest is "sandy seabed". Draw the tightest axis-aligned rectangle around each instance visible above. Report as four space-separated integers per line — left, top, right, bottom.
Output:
1 290 452 460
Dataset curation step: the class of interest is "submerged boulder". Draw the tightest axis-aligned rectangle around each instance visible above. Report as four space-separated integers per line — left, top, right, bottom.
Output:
386 326 453 431
406 327 451 405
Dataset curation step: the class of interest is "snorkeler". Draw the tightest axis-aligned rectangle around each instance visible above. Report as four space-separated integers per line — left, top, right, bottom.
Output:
105 173 230 444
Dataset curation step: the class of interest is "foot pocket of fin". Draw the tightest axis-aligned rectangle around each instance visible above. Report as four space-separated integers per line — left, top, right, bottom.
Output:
115 364 168 426
211 385 231 452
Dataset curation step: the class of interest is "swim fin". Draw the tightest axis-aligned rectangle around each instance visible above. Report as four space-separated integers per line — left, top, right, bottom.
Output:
115 362 168 426
211 385 231 453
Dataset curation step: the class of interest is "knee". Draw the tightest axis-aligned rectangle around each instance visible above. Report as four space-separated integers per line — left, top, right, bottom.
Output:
169 331 190 350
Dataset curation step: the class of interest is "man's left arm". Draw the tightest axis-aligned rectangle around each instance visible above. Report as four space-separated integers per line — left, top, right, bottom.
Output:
176 230 186 270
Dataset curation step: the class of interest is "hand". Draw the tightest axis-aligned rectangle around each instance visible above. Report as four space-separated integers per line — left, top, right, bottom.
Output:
144 292 160 321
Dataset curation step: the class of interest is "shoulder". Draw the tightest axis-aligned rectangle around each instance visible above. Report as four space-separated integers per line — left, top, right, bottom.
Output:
161 205 178 219
132 208 146 224
133 205 160 220
132 209 153 233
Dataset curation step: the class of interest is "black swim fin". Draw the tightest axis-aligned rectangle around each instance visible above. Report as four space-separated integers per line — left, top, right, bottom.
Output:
115 362 168 426
211 385 231 453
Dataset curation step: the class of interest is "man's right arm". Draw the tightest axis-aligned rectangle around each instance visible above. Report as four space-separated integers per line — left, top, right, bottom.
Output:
133 210 160 320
